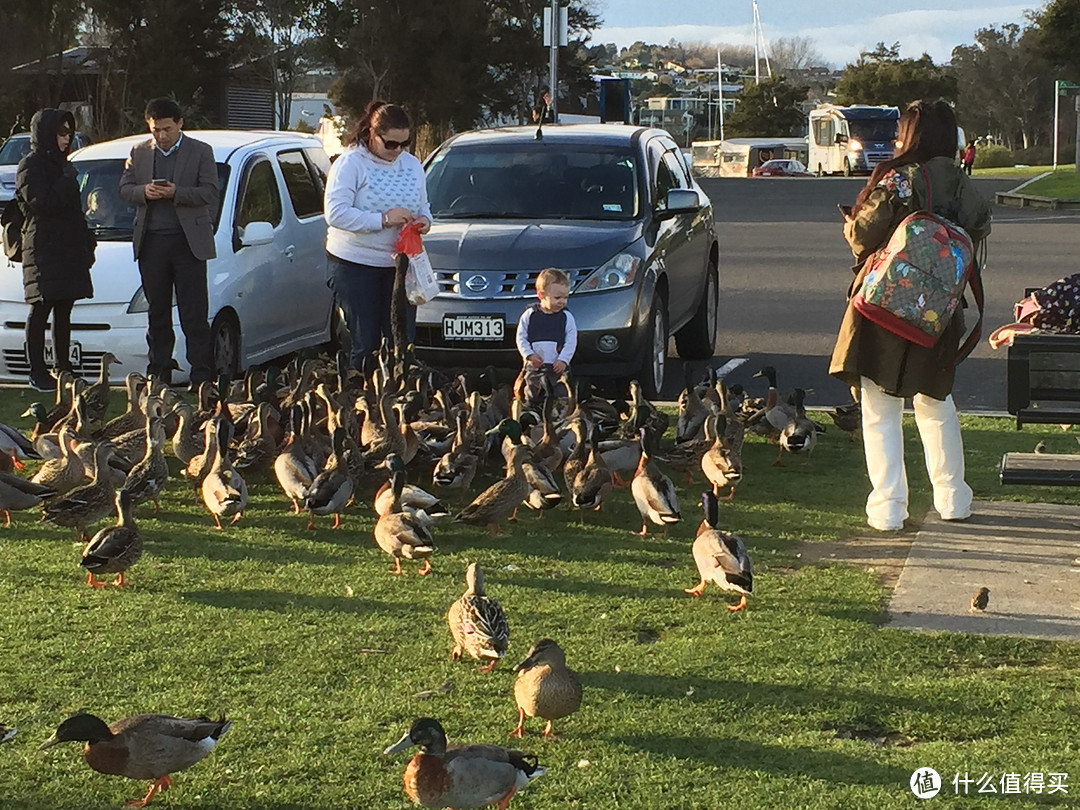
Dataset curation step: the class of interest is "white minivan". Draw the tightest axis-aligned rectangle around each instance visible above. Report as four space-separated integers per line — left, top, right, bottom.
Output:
0 130 336 383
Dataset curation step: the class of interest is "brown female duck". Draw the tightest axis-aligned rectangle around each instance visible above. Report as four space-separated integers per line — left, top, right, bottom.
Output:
510 638 582 740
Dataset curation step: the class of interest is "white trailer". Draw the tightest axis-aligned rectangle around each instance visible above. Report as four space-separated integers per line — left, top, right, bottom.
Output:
807 104 899 176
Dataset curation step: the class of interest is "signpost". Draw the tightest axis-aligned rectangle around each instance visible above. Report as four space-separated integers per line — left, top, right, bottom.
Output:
1053 80 1080 171
542 2 568 122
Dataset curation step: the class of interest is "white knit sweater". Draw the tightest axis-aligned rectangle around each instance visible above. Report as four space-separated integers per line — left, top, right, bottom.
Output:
323 143 432 267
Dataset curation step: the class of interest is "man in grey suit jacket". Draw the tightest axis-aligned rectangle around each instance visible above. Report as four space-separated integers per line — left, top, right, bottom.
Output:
118 97 219 387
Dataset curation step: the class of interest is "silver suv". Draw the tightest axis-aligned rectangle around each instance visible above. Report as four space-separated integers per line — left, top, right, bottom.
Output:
416 124 719 397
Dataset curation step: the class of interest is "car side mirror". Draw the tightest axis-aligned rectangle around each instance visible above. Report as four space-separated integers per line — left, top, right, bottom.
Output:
238 221 275 247
835 133 848 145
663 188 701 215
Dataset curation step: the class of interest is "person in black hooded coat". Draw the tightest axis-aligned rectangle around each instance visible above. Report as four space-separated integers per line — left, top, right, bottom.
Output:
14 108 94 391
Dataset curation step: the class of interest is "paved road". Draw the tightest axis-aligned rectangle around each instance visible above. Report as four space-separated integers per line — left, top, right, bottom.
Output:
681 175 1080 412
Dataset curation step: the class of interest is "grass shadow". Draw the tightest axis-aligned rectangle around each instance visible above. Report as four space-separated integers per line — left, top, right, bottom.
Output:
180 588 423 618
609 732 909 786
503 572 676 601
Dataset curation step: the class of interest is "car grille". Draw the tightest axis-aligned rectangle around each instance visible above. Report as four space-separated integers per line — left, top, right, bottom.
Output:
865 151 892 167
437 267 587 299
3 348 111 379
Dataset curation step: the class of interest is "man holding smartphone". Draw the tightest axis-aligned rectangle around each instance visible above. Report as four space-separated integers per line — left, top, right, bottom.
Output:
118 97 219 388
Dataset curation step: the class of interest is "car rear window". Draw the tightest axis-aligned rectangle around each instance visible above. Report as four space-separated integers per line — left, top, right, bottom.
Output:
426 144 638 221
0 136 30 165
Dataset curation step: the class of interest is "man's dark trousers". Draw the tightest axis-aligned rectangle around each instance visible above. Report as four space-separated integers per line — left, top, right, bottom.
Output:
138 231 212 384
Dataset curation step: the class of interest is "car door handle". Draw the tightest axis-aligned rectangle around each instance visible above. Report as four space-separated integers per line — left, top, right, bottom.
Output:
283 245 295 260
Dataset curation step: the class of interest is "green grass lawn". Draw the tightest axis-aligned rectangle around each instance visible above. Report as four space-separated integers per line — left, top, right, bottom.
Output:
0 385 1078 809
973 164 1077 178
1014 169 1080 199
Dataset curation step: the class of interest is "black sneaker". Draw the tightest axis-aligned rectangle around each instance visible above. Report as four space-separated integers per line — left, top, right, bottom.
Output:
29 371 55 392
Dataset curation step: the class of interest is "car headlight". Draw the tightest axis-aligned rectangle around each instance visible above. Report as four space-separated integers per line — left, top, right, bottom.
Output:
847 139 863 152
576 252 641 293
127 286 149 314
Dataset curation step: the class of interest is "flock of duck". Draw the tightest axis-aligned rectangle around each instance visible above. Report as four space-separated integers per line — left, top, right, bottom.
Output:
0 347 862 808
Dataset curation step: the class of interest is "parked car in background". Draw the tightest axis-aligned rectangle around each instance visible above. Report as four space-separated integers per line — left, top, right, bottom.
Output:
751 159 813 178
0 130 336 383
0 133 32 211
417 124 719 397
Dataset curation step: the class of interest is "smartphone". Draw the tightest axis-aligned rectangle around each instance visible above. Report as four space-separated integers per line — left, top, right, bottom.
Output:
151 178 168 185
837 203 852 219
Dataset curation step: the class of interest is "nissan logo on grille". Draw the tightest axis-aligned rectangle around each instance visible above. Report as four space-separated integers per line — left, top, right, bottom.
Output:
464 274 489 293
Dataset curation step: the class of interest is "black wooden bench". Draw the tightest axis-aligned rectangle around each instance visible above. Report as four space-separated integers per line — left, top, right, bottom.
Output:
1001 332 1080 485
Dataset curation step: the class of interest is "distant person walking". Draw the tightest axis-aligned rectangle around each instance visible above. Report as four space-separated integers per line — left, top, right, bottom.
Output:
118 97 219 388
323 100 431 371
962 142 976 175
15 109 95 392
830 100 991 533
8 113 26 138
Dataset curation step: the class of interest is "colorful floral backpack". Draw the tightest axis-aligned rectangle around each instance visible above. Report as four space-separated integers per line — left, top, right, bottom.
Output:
852 164 983 363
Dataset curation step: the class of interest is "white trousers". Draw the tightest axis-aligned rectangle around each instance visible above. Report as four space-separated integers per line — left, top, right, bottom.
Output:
860 377 973 530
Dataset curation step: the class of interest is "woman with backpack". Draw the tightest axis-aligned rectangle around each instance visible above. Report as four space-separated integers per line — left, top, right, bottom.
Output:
829 100 991 532
14 108 94 391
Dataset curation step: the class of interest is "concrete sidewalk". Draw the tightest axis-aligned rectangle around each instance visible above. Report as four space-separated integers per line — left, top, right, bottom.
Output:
887 500 1080 641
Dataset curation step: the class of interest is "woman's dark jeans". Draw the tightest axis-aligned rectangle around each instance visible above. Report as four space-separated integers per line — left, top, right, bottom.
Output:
328 257 415 371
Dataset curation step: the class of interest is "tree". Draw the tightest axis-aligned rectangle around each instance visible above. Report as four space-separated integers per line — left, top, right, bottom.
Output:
725 77 808 137
951 24 1051 150
227 0 318 130
769 36 826 72
1033 0 1080 81
833 42 956 108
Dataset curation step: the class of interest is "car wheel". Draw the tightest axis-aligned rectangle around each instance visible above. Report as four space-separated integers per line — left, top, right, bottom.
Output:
675 263 718 361
637 297 668 400
210 311 241 379
843 159 852 177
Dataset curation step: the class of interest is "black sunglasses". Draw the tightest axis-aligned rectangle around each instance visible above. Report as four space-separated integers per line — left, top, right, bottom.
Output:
379 134 411 150
58 127 73 137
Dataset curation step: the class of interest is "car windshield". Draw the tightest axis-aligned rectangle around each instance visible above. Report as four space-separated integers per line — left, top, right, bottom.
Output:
0 136 30 165
74 158 230 240
848 120 898 143
426 143 639 221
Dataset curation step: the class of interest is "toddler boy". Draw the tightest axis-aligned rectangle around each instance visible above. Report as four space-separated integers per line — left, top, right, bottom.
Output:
515 267 577 405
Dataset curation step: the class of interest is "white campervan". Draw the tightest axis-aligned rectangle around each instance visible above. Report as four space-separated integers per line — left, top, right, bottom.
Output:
807 104 900 176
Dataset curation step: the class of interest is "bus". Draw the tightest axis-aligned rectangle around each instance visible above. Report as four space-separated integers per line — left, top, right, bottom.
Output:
807 104 900 176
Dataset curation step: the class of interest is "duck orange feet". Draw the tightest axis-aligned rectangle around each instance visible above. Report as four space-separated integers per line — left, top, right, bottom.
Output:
727 594 748 612
684 580 707 597
126 774 170 807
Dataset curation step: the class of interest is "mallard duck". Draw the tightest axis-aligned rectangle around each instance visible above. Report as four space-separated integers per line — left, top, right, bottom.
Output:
39 711 231 808
31 424 86 497
455 444 531 534
304 426 355 529
432 410 481 493
777 388 819 465
746 365 794 442
0 419 38 471
830 400 861 441
80 488 142 587
630 427 680 536
22 370 75 440
201 424 248 529
233 401 280 472
570 432 613 514
375 453 449 520
489 418 561 518
169 402 203 466
510 638 582 740
98 372 148 441
41 442 118 541
701 412 743 500
675 365 710 443
384 717 545 810
685 491 754 611
447 563 509 673
374 470 435 575
123 419 169 513
274 406 317 514
82 351 121 426
0 470 56 526
182 418 224 488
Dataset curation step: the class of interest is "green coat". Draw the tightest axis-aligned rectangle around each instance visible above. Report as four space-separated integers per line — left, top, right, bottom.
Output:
828 157 992 400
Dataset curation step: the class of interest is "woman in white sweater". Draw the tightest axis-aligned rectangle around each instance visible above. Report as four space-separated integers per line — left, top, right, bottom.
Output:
324 100 432 370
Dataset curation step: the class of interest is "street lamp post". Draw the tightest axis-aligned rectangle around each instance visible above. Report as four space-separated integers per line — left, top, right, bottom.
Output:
1054 79 1080 171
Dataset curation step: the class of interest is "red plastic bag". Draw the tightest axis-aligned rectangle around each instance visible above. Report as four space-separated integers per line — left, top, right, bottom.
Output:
395 222 423 257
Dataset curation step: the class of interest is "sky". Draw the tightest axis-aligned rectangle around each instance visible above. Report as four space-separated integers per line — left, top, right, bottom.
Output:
592 1 1037 67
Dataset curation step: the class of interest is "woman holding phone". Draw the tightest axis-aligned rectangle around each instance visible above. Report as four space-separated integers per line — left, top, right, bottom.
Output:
14 108 95 391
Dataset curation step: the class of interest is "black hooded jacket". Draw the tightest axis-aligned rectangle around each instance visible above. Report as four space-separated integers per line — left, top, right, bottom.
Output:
14 108 94 303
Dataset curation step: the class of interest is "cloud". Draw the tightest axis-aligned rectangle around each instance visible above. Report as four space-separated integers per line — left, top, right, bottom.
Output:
592 4 1032 67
